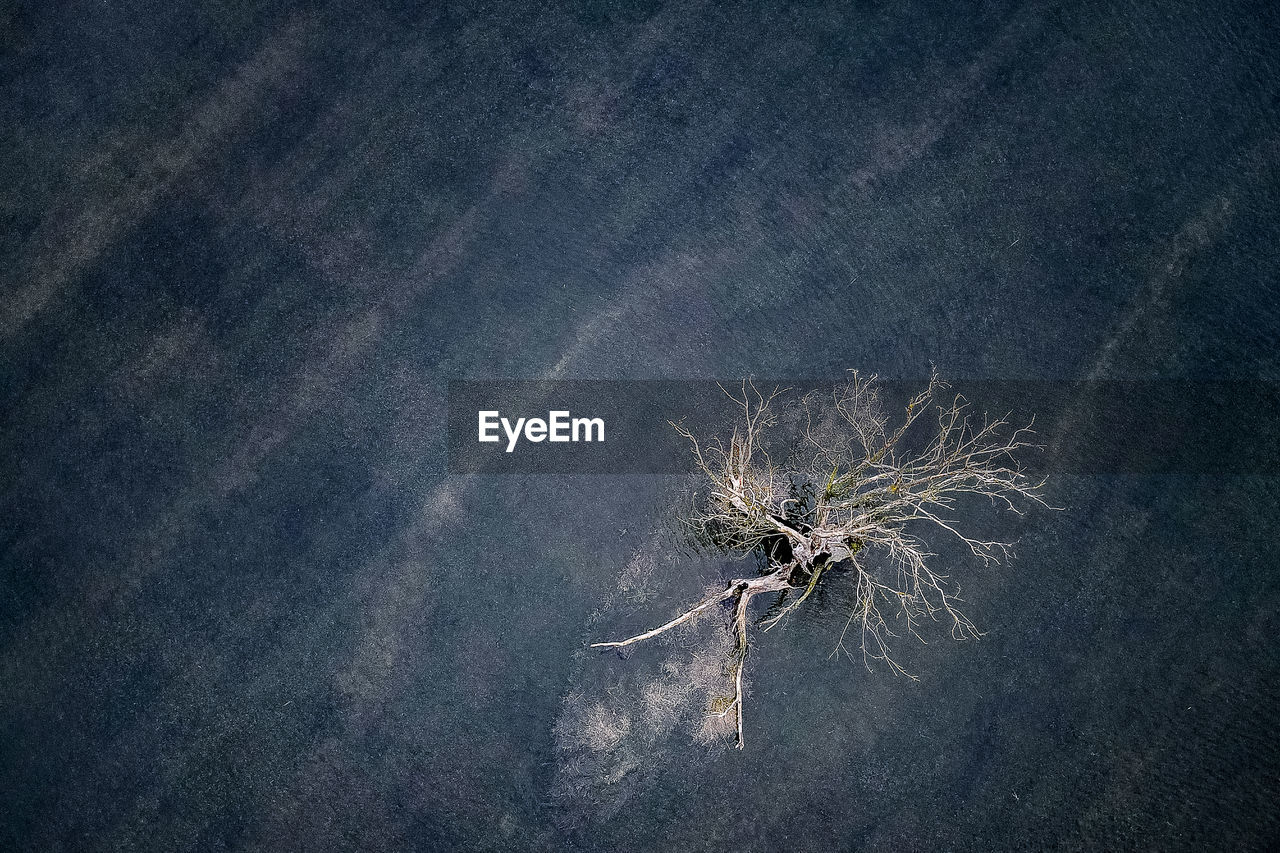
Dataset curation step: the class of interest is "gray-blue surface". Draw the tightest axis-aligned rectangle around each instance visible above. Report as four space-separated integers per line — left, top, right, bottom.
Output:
2 1 1278 849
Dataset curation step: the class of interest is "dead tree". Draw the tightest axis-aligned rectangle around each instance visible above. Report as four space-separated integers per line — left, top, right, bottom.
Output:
592 371 1049 749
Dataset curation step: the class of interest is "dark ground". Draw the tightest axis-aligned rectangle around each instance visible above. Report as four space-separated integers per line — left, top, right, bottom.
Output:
2 0 1279 849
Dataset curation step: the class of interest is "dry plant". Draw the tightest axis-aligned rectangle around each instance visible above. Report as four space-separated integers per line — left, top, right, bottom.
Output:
592 371 1050 749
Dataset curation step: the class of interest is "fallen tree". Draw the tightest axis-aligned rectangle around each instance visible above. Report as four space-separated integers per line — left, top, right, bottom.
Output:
593 371 1049 749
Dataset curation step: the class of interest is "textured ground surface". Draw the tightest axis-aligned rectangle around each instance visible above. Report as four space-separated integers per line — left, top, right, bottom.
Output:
3 1 1279 849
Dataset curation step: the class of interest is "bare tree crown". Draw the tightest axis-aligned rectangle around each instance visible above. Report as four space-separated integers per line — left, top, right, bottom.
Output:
593 371 1050 749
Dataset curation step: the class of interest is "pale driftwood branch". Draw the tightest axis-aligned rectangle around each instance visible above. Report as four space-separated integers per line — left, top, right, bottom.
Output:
590 584 739 650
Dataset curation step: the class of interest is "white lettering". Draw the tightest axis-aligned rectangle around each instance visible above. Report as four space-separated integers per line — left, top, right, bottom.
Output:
502 416 526 453
478 411 501 443
481 410 604 451
549 411 571 442
573 417 605 442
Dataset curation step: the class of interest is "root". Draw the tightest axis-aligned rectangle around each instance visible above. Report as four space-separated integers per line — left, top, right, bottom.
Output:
593 570 792 748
